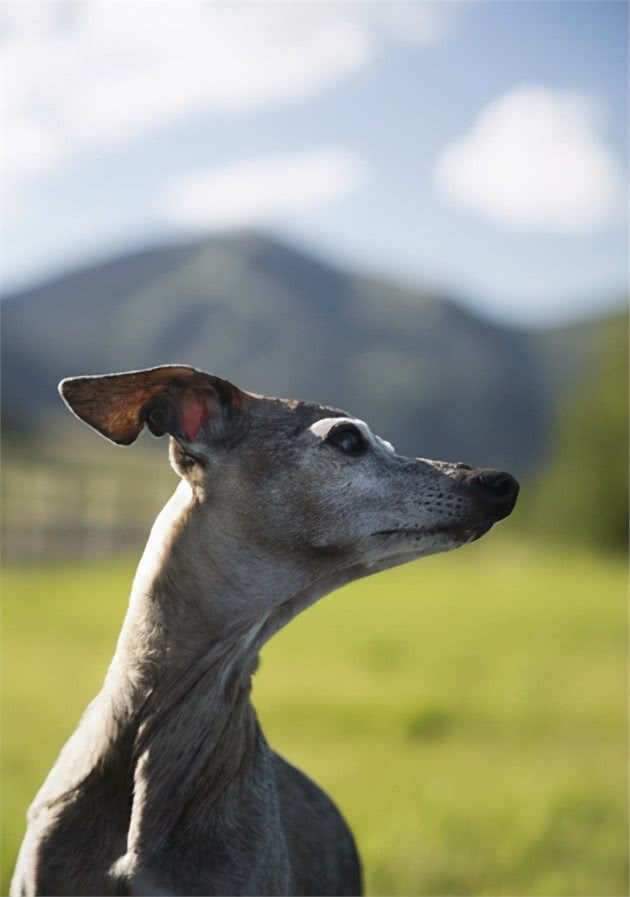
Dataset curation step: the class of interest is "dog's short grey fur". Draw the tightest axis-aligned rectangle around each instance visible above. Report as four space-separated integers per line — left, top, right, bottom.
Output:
11 365 518 897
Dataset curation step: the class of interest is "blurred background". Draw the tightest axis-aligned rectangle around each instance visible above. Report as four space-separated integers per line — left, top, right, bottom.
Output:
1 1 628 894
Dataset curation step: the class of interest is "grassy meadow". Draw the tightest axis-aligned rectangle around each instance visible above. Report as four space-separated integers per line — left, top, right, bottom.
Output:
2 533 627 895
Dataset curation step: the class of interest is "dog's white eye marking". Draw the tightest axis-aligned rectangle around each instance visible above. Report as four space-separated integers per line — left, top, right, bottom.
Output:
309 417 368 440
375 435 395 454
309 418 395 454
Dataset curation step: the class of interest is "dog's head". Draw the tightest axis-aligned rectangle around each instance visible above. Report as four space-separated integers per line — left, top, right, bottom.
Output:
60 365 519 582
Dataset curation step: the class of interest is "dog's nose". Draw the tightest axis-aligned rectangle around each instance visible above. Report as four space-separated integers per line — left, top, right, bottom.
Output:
469 469 519 520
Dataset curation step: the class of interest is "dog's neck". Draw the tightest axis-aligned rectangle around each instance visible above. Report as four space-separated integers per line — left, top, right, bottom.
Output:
103 481 271 857
31 482 271 866
108 478 369 859
112 480 261 696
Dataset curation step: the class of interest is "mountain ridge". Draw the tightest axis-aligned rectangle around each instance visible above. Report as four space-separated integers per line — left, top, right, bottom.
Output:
2 231 622 476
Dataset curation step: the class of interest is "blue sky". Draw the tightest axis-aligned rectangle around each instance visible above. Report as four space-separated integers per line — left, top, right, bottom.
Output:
1 0 627 325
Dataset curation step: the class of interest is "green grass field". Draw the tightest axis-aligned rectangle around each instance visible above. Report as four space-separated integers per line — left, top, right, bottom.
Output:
2 534 628 895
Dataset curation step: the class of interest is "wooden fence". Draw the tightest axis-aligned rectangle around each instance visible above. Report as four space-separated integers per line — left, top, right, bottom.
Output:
1 458 175 563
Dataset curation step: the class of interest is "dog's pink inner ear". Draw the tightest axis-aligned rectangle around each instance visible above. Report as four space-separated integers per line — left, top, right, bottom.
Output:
179 389 216 441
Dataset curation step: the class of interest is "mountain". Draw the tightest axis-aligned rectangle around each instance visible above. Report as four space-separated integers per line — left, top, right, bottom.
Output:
0 231 594 477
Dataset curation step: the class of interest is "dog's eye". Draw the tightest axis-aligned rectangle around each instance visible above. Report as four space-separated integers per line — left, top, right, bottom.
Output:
326 424 367 456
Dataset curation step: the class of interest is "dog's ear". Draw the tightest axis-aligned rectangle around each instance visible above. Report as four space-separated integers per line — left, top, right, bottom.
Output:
59 365 249 449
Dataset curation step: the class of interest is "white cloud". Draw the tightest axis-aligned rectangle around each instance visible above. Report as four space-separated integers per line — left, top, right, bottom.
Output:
0 0 450 196
161 149 366 229
434 86 626 233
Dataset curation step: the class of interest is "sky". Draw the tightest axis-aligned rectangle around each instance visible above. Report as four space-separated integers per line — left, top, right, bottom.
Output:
1 0 628 326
